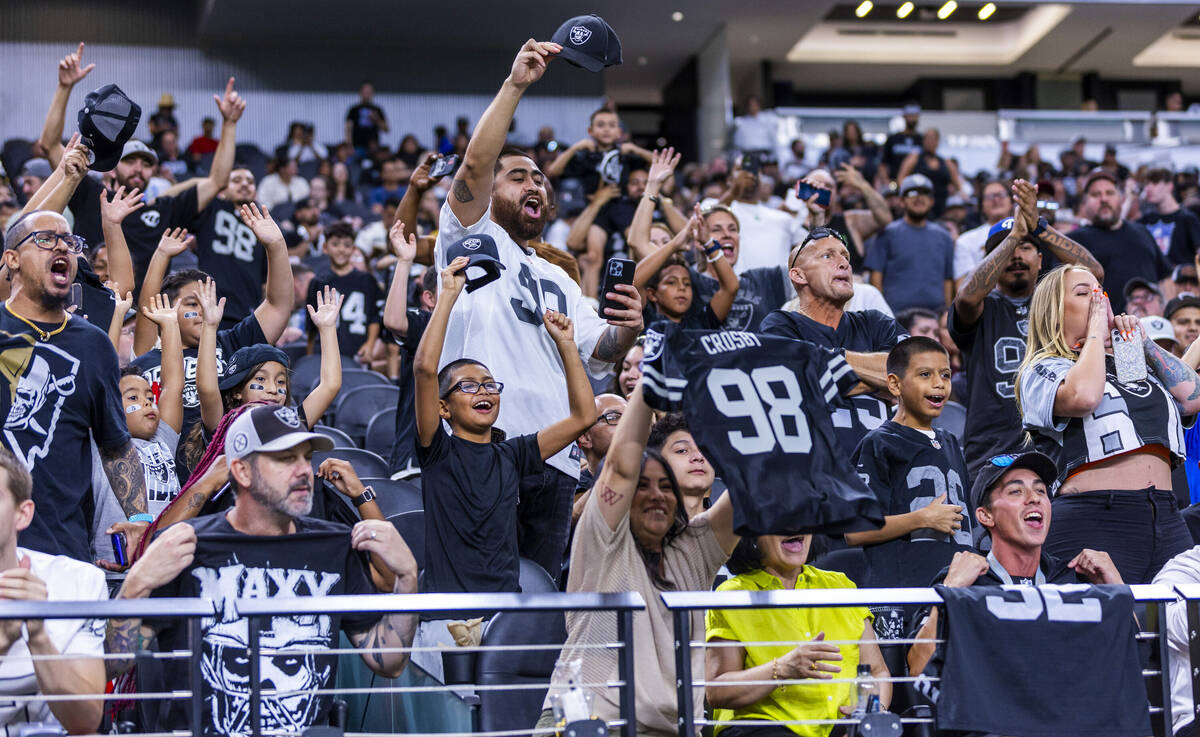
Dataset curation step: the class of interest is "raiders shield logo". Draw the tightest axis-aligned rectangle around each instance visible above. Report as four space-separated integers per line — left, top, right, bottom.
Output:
274 406 302 428
462 238 482 251
140 210 161 228
569 25 592 45
0 341 80 470
598 149 623 185
642 327 665 363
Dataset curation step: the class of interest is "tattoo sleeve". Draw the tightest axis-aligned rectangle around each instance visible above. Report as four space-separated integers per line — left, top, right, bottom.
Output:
351 611 417 677
1145 339 1200 403
104 619 154 678
1037 227 1103 276
959 234 1018 305
100 441 148 517
591 326 633 363
451 179 474 204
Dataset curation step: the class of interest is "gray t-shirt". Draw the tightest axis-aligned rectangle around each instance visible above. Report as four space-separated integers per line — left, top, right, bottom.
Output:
90 424 182 563
864 220 955 313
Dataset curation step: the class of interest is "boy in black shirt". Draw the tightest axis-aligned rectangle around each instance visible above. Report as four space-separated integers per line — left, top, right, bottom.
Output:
545 108 652 194
306 222 382 362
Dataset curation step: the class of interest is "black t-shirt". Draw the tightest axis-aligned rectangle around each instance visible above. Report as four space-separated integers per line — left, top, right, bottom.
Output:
307 270 383 356
192 199 268 330
693 265 788 333
1141 208 1200 266
69 176 200 286
761 308 906 456
949 292 1031 477
1071 221 1170 312
882 130 921 175
149 513 380 736
0 310 128 560
594 196 663 239
417 428 542 594
75 255 117 333
561 149 645 195
346 102 387 149
387 308 430 475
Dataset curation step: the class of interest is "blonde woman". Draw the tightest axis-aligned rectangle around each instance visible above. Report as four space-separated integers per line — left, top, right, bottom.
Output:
1015 263 1200 583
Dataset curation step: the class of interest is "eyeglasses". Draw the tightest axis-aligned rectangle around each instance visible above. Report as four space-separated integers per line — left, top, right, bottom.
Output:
790 227 848 268
594 410 623 426
983 192 1013 202
442 380 504 399
14 230 86 254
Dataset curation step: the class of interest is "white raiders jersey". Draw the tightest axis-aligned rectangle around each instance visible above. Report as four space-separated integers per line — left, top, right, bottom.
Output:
435 201 611 479
1019 355 1188 485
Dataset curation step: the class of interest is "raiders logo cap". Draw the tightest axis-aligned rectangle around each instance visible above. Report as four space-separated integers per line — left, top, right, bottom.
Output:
226 404 333 465
551 14 623 73
219 344 291 391
76 84 143 172
445 233 506 293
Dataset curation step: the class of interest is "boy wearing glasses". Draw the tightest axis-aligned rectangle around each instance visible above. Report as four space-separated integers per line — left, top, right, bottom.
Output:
413 254 595 597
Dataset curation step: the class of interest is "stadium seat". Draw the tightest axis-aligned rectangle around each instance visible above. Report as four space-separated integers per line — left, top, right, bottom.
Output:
809 548 867 587
334 385 399 445
932 400 966 443
363 408 396 458
313 424 356 449
358 477 421 516
312 447 391 480
389 510 424 571
291 353 360 398
337 368 393 394
280 340 308 365
234 143 269 180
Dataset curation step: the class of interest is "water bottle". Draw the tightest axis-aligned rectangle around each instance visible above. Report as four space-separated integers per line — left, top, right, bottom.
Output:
851 664 878 720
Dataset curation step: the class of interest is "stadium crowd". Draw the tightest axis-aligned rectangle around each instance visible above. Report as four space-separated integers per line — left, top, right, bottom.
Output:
4 27 1200 737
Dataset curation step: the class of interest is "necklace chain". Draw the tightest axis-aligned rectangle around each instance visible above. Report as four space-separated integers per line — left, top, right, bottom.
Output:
4 301 68 342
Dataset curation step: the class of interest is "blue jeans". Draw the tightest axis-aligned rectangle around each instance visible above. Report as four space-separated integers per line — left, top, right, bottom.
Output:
517 466 576 584
1044 487 1193 584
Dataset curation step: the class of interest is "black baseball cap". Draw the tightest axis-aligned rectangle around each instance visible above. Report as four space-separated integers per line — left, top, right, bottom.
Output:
970 451 1058 510
1123 277 1162 301
551 15 623 73
220 344 291 391
1166 294 1200 320
446 233 506 293
77 84 143 172
226 404 333 464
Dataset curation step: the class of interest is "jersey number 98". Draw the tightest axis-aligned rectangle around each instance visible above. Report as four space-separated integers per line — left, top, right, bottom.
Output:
707 366 812 455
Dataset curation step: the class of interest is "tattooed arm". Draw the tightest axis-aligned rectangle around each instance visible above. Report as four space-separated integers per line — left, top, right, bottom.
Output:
1034 225 1104 282
1145 335 1200 414
100 441 148 518
348 520 418 677
590 284 644 364
592 383 653 532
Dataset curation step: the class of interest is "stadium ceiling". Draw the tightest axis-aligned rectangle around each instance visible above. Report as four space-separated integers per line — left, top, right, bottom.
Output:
192 0 1200 102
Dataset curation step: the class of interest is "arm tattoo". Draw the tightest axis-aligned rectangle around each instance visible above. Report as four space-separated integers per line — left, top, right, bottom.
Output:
452 179 474 204
1146 340 1200 402
105 619 152 678
592 326 632 363
101 441 148 516
1038 228 1103 274
959 235 1017 303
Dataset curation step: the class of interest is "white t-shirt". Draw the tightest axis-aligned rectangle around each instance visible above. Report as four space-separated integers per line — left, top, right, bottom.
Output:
731 111 780 152
0 549 106 733
728 200 807 275
355 220 388 260
434 202 611 479
845 281 894 316
954 221 991 281
1152 545 1200 734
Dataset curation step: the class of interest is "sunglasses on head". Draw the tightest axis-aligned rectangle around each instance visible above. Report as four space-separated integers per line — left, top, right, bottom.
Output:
790 227 849 268
987 454 1018 468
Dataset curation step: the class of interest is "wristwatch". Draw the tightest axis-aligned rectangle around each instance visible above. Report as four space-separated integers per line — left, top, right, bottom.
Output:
645 194 660 205
1032 216 1049 238
352 486 376 508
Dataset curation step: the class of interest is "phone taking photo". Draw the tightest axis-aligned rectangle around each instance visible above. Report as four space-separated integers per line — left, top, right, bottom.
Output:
1112 328 1148 384
796 181 832 208
429 154 459 179
600 257 636 319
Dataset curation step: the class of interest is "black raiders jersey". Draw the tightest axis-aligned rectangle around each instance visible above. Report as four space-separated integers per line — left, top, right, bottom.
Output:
1019 355 1187 484
761 308 906 455
640 323 885 536
949 292 1031 476
918 584 1150 737
192 199 268 330
306 270 383 356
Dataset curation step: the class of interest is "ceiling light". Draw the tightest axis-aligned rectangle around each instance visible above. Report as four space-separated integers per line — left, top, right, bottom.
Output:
978 2 996 20
671 11 683 21
855 0 873 18
897 2 914 19
937 0 958 20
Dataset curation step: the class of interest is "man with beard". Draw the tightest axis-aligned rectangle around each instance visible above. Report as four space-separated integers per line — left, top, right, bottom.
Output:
107 404 418 736
950 180 1102 478
434 39 644 581
1072 170 1169 312
866 173 955 313
38 47 245 285
189 167 268 329
954 179 1013 284
0 205 148 561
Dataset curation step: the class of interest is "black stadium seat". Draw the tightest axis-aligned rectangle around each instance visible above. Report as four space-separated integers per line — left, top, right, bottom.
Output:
312 424 356 449
311 447 390 480
389 510 424 571
336 369 392 395
358 477 421 516
234 143 269 180
333 384 399 445
291 353 360 398
363 408 395 457
809 547 868 587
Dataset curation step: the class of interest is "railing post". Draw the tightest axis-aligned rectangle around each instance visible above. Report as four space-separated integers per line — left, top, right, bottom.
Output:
1187 597 1200 724
673 609 693 737
189 617 204 736
1157 601 1174 736
248 615 262 737
617 608 637 737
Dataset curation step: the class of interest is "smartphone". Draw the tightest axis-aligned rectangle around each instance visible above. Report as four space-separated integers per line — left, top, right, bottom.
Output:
110 532 128 568
599 257 637 319
740 153 761 175
1112 329 1148 384
68 282 84 313
429 154 459 179
796 181 832 208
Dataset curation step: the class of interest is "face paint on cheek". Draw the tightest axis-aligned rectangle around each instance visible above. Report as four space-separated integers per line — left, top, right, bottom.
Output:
125 404 142 414
183 311 199 319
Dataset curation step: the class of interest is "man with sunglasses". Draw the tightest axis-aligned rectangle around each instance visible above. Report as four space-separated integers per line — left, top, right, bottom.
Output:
865 173 956 313
575 394 627 498
0 211 148 562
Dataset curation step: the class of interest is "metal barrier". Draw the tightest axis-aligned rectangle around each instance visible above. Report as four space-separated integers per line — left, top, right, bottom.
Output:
662 584 1178 737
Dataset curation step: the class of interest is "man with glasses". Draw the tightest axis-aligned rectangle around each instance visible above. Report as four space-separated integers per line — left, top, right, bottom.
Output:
953 179 1014 284
575 394 627 498
1125 278 1166 319
0 211 147 561
866 173 956 313
950 180 1102 477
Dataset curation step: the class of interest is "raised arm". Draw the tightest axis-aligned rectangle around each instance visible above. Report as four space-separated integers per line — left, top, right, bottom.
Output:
896 152 918 184
536 311 596 460
240 203 294 343
397 154 446 243
194 78 245 210
133 229 191 356
98 186 143 298
106 288 133 354
1053 289 1110 417
195 277 226 432
302 286 345 425
1141 318 1200 415
449 39 561 226
837 163 892 254
592 383 653 531
143 294 185 433
627 147 682 260
545 137 594 179
633 217 692 290
383 220 415 336
706 232 740 323
413 258 467 447
38 43 95 169
22 134 90 217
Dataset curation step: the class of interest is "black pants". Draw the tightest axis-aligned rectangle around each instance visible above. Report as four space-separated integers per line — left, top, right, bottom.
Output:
517 465 577 584
1044 487 1193 584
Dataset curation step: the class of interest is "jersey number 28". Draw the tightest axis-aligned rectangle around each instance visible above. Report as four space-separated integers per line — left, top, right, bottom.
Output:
707 366 812 455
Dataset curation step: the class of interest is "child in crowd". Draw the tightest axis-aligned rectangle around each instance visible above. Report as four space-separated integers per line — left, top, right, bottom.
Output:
646 412 716 518
546 108 653 194
633 216 738 328
306 221 383 364
848 336 974 594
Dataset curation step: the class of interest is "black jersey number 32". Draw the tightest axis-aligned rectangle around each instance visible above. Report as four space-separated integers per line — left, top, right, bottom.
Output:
707 366 812 455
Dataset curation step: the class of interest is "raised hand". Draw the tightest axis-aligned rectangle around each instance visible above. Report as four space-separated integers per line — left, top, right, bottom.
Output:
197 277 225 327
591 183 620 205
317 457 364 498
239 203 285 247
306 285 343 329
142 293 177 326
59 132 90 181
835 162 869 191
509 39 561 89
943 550 990 587
647 147 681 191
214 76 246 123
573 138 597 153
543 309 575 345
106 282 134 316
668 216 698 253
441 256 470 297
156 227 192 258
1012 178 1039 233
693 203 712 243
100 185 144 225
409 153 441 193
57 42 95 88
389 219 418 262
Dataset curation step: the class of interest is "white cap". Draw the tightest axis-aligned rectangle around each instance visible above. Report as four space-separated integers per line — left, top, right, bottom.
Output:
1141 315 1177 345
